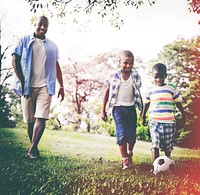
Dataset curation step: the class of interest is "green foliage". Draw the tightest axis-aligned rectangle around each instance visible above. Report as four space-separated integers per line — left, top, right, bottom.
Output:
1 127 200 194
25 0 157 28
0 85 21 127
25 0 199 29
98 116 116 137
137 112 151 142
137 124 151 142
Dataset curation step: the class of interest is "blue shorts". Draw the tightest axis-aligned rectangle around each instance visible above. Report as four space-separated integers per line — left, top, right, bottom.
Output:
149 121 175 152
113 106 137 145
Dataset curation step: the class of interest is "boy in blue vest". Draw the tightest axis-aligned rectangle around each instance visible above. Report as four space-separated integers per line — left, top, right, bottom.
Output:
101 50 143 170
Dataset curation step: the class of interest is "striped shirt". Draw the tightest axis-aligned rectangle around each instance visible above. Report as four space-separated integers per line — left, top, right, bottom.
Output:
106 69 143 116
145 83 182 123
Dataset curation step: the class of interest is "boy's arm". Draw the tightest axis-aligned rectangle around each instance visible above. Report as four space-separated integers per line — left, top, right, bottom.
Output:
138 88 143 116
175 102 186 128
141 102 150 126
101 85 110 122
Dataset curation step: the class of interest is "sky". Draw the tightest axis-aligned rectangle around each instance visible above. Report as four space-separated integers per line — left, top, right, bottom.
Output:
1 0 199 63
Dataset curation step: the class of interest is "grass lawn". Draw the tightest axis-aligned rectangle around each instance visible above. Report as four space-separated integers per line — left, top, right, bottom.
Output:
0 127 200 194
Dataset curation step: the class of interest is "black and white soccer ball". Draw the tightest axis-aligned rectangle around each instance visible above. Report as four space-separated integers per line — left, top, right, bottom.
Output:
153 156 175 174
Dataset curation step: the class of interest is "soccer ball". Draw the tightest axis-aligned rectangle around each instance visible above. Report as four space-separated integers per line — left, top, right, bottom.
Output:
153 156 175 174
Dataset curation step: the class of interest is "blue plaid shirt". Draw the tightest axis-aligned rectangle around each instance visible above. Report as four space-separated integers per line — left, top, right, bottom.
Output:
106 69 143 115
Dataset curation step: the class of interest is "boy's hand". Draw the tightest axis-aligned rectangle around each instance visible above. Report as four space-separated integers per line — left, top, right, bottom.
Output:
101 111 107 122
141 116 147 126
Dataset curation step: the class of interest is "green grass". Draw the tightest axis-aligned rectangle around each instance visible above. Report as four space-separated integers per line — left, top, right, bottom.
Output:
0 127 200 195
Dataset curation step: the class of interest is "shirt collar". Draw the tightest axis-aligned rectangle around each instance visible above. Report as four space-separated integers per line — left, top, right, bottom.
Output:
31 33 48 43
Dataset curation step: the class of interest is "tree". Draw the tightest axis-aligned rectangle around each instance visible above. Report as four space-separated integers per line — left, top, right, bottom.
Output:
59 57 104 132
25 0 200 28
188 0 200 14
25 0 156 28
0 12 21 127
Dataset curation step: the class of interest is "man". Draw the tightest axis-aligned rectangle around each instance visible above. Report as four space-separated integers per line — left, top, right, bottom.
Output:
12 16 65 159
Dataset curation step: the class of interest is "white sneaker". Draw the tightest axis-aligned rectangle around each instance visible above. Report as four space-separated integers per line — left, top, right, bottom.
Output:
122 157 129 170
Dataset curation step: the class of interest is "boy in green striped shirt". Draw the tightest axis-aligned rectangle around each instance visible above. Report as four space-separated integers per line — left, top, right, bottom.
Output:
141 63 186 162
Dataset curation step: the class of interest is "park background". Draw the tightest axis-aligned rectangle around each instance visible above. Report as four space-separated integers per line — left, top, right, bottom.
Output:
0 0 200 194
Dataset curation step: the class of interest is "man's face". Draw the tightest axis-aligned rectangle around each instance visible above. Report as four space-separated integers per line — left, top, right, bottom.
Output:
153 69 167 86
120 56 133 73
35 17 48 37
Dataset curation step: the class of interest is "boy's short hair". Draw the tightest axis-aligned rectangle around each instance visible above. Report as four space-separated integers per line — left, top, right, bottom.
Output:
152 63 167 74
121 50 134 61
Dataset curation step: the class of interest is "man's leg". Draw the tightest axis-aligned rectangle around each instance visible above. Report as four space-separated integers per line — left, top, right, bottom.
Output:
28 118 46 155
27 122 34 142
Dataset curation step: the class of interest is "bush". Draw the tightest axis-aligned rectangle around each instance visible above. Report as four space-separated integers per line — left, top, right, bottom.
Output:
98 117 116 137
0 85 18 127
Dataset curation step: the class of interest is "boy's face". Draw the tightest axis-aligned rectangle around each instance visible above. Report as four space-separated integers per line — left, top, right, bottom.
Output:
153 69 167 86
120 56 133 73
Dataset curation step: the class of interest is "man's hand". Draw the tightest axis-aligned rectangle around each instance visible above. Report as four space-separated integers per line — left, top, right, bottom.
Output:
57 88 64 102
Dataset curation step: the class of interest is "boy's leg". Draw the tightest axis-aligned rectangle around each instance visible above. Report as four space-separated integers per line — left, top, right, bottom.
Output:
127 143 134 167
128 143 134 152
165 151 171 158
149 121 160 162
118 142 134 157
152 148 159 161
126 106 136 167
119 143 128 158
163 123 174 159
119 143 130 170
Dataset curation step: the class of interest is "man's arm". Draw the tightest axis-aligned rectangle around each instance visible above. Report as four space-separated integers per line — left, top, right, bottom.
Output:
56 61 64 102
12 54 24 94
101 85 110 122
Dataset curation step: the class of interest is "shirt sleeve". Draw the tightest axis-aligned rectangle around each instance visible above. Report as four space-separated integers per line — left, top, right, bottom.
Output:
12 37 24 57
136 74 142 88
105 73 112 86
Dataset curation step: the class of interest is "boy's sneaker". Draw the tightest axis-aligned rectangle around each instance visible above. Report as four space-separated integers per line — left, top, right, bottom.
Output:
127 151 133 168
122 157 129 170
